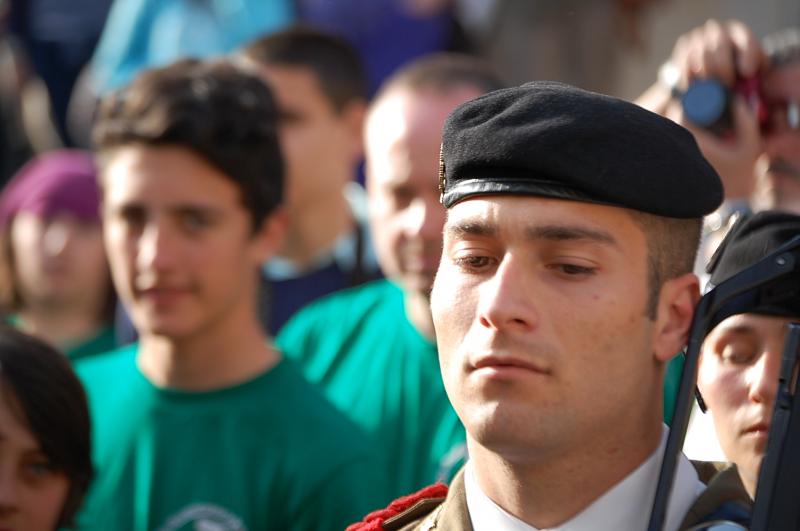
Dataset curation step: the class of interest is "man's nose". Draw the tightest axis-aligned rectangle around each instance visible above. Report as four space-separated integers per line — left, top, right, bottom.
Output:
477 255 538 334
136 223 175 272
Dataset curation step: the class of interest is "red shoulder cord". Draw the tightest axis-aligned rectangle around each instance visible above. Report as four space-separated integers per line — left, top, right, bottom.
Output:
346 483 449 531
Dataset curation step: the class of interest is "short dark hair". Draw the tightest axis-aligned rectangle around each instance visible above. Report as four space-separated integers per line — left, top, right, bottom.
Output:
628 211 703 319
93 58 284 229
374 52 505 101
0 325 92 527
236 26 367 112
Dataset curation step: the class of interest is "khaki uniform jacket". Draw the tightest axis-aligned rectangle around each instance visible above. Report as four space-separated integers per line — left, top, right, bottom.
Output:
376 463 751 531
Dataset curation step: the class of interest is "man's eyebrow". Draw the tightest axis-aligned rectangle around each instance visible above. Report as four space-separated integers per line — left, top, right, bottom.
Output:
526 225 618 246
172 204 224 217
446 219 618 246
445 220 497 238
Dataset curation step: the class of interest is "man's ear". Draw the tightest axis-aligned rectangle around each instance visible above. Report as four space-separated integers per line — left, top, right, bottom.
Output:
251 206 288 263
652 272 700 363
340 100 367 161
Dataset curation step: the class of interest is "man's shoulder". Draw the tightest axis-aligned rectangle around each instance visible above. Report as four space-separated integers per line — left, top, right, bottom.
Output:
347 484 450 531
277 279 402 346
74 342 137 384
347 468 471 531
263 359 376 453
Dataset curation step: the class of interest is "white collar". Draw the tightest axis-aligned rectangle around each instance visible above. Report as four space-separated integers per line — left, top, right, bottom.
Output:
465 427 705 531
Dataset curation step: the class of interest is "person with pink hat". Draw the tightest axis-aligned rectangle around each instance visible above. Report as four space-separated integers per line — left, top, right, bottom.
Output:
0 149 116 360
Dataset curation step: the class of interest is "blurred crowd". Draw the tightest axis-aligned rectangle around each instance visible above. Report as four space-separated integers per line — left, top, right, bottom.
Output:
0 0 797 529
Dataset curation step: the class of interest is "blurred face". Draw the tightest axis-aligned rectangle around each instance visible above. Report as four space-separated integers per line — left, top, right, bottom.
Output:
366 86 483 297
10 211 108 313
0 387 69 531
257 65 362 216
754 61 800 213
433 196 664 460
698 313 797 497
101 145 276 340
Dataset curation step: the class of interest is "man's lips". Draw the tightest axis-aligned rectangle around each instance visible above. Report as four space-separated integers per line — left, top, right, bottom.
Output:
136 286 192 302
471 354 551 375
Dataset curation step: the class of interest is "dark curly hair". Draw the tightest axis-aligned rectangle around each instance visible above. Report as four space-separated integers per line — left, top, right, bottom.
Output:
93 58 284 230
0 325 93 528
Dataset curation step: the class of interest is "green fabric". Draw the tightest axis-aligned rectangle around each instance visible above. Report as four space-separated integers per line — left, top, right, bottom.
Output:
663 353 685 426
277 279 466 506
63 325 116 361
5 315 115 361
75 344 381 531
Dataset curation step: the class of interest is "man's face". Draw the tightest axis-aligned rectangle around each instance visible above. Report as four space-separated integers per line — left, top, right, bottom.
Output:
432 196 663 460
754 61 800 213
366 86 483 297
698 313 797 495
101 145 275 339
257 65 363 216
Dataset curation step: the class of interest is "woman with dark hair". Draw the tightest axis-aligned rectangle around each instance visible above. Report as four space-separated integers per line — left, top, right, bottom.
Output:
0 150 116 360
0 324 92 529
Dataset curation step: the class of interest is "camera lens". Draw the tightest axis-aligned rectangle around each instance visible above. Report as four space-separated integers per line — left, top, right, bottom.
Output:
682 79 728 129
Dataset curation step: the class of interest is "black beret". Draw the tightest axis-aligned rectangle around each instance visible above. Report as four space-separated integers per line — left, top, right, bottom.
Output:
439 81 723 218
706 210 800 318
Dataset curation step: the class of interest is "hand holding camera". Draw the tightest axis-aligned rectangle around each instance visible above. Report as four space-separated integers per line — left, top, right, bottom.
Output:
652 19 767 201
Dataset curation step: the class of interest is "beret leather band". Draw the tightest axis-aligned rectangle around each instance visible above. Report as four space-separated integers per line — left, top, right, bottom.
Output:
441 177 594 209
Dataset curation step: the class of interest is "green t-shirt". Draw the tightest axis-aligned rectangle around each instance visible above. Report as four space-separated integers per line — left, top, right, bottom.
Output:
75 345 381 531
277 280 466 506
5 315 115 361
63 325 116 361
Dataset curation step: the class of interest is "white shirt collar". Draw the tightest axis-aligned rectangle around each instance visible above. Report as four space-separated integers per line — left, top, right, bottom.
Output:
465 426 705 531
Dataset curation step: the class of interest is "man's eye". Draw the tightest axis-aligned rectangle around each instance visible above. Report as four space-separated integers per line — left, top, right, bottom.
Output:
549 263 597 277
118 208 145 229
453 255 492 271
182 212 211 231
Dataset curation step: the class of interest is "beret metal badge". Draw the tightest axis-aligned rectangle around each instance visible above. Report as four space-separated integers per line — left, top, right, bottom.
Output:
438 143 446 204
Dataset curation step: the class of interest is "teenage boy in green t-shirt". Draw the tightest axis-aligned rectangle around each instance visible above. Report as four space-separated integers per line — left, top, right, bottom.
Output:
75 58 379 531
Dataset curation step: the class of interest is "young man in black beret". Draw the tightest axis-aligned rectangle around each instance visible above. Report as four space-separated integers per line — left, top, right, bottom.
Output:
691 211 800 519
349 82 728 531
